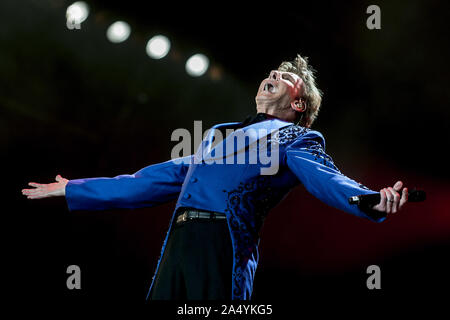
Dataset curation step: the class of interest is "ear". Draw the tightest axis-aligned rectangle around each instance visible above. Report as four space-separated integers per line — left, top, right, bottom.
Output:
291 98 306 113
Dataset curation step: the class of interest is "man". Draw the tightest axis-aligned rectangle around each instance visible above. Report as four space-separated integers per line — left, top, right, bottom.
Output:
21 54 408 300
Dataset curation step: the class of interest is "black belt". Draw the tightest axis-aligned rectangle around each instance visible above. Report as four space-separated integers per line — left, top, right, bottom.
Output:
175 209 227 225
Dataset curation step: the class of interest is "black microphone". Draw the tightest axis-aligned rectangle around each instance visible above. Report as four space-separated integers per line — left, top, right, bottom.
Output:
348 189 426 206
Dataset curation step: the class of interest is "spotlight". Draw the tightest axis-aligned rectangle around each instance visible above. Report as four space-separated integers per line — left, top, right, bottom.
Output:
106 21 131 43
66 1 89 25
185 54 209 77
146 35 171 59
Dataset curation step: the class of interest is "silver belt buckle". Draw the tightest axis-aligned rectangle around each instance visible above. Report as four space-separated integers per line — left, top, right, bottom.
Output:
177 212 187 224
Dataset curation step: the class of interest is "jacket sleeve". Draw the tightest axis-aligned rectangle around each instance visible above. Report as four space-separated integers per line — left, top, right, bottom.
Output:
65 155 192 211
285 130 386 222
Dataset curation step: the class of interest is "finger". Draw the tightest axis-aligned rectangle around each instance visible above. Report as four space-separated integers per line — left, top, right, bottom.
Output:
385 188 393 213
388 187 400 213
377 189 387 211
393 181 403 192
28 182 43 187
27 194 46 199
22 189 43 195
25 191 46 197
55 175 62 181
22 187 44 193
390 187 400 213
399 187 408 207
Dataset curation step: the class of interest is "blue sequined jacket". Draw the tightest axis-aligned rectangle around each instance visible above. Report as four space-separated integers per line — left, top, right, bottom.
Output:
65 115 385 300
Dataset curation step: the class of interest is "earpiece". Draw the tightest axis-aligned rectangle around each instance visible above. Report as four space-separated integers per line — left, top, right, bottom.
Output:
292 99 306 112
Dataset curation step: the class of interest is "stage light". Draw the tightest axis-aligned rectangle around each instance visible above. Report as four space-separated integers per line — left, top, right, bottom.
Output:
146 35 171 59
185 54 209 77
66 1 89 25
106 21 131 43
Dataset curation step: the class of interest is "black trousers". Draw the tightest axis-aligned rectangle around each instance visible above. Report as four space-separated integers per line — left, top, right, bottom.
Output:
149 218 234 300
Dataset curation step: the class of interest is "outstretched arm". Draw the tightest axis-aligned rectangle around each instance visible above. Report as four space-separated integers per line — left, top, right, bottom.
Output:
285 131 407 222
21 156 192 211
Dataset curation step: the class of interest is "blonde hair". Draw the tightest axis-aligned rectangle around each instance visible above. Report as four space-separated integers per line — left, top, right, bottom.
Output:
278 54 322 128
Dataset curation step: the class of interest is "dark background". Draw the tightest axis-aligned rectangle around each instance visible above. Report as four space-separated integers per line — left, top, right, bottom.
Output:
3 0 449 309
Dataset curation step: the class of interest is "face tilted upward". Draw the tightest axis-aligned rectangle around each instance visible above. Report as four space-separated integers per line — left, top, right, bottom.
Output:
255 70 304 114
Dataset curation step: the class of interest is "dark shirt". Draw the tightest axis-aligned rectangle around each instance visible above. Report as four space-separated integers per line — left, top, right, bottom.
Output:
240 113 281 127
216 113 284 138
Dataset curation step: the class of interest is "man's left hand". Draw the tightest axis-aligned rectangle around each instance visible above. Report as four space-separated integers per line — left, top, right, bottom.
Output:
372 181 408 214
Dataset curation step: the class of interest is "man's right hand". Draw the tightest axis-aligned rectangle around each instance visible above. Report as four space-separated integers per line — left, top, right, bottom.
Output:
21 174 69 199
